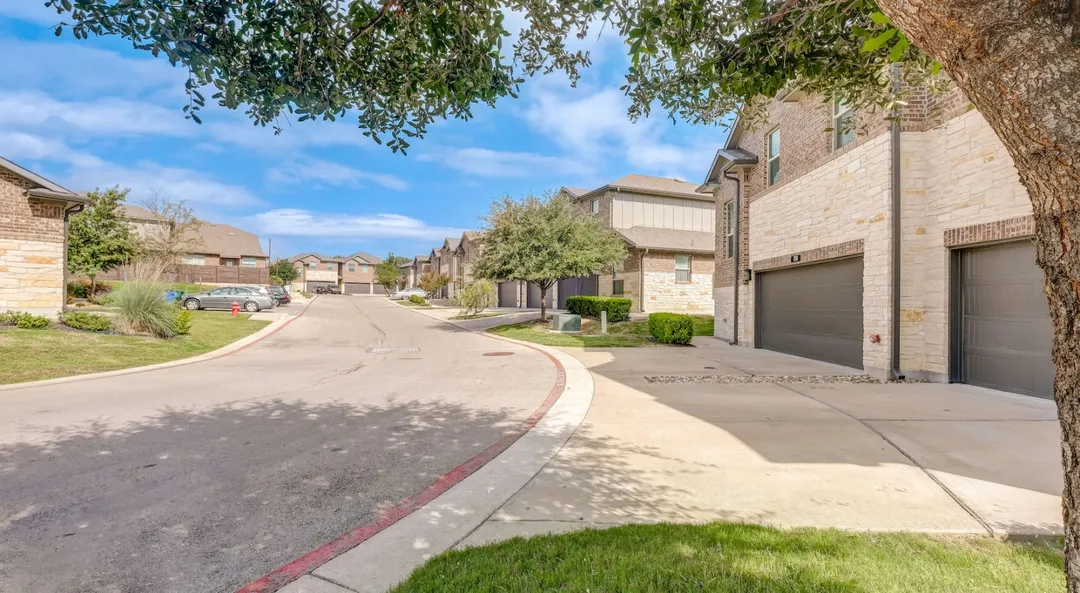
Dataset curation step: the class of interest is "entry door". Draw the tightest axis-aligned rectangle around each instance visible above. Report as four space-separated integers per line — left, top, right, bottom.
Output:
756 257 864 369
956 241 1053 397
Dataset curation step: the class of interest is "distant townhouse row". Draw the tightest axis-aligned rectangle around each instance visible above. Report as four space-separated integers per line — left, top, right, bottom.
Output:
288 252 383 294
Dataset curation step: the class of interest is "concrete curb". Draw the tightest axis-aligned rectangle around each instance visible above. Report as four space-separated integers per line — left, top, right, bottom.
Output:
0 298 317 392
243 302 595 593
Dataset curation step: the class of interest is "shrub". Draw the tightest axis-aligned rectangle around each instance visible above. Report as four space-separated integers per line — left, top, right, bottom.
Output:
269 275 283 286
95 291 117 306
175 309 193 335
67 280 91 299
15 313 50 329
456 279 496 316
60 311 112 332
113 280 179 338
409 294 428 306
565 296 633 323
648 313 694 345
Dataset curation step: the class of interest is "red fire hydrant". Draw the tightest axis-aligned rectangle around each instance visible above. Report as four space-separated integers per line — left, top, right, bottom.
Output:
231 300 240 317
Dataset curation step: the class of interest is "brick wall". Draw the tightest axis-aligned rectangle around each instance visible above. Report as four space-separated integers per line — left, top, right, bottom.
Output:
0 172 66 313
341 260 375 284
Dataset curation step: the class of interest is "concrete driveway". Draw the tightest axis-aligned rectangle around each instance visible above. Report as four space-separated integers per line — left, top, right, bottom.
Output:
0 297 557 593
463 337 1062 546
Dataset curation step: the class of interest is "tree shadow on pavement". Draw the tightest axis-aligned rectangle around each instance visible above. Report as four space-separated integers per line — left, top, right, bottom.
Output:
0 398 522 593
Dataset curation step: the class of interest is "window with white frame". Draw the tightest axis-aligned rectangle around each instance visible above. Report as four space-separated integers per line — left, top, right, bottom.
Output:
767 128 781 186
675 255 691 283
241 257 256 268
348 263 356 272
361 264 369 273
592 199 599 215
309 261 317 269
326 263 333 271
181 254 205 266
223 258 236 267
724 200 736 258
833 99 855 150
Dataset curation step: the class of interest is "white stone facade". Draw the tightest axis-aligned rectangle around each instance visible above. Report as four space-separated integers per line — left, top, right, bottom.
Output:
644 271 713 314
715 107 1033 380
0 239 64 314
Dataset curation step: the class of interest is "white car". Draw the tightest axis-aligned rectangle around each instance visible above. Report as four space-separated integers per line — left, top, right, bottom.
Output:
393 287 427 300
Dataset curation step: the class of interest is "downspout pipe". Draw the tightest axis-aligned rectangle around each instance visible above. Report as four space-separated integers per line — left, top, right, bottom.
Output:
890 63 905 381
722 166 742 345
62 203 85 313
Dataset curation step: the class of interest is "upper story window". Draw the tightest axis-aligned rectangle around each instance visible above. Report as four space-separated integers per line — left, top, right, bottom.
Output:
348 263 356 272
309 261 317 269
182 255 205 266
361 264 369 273
724 200 736 258
326 263 334 271
767 128 781 186
241 257 256 268
592 199 599 215
223 258 236 267
675 255 691 283
833 99 855 150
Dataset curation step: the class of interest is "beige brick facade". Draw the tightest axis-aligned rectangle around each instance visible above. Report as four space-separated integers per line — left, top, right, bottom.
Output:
0 170 69 314
712 91 1033 380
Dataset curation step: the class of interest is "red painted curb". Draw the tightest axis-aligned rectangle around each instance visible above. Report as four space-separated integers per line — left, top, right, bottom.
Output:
235 336 568 593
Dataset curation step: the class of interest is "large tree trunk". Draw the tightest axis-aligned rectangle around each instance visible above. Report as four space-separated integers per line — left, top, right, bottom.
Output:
539 285 548 321
877 0 1080 586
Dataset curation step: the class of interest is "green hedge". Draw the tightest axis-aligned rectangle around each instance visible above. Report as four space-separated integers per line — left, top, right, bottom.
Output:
648 313 694 345
60 311 113 332
564 296 632 323
409 294 428 305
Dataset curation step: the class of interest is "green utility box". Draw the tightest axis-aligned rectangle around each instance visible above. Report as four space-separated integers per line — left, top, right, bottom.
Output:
552 313 581 333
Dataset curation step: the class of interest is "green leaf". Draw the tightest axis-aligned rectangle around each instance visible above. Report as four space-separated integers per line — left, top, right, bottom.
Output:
870 12 891 26
861 29 896 53
889 36 910 62
931 61 943 75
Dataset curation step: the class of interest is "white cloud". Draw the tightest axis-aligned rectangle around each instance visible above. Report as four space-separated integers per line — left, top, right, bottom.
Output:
419 147 592 178
267 157 408 191
250 209 464 240
0 130 260 208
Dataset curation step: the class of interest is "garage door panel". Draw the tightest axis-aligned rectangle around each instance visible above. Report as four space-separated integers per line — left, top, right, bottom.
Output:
958 241 1053 397
498 282 517 308
757 257 864 369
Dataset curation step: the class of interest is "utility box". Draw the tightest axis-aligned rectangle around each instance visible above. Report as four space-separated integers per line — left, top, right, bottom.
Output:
551 313 581 333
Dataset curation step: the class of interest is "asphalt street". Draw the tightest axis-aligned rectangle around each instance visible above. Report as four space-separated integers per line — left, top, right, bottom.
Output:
0 297 555 593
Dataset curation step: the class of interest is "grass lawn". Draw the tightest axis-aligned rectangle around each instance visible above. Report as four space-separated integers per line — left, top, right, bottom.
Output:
489 315 714 348
392 522 1064 593
395 299 431 308
450 312 505 320
0 311 270 385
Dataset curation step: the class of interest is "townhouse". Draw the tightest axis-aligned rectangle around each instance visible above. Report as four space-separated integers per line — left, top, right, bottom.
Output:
702 84 1050 397
290 252 382 293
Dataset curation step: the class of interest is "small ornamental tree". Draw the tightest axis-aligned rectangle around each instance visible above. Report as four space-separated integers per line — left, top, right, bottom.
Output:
375 253 410 294
418 272 450 299
68 186 138 296
269 259 299 285
138 190 203 273
472 193 626 321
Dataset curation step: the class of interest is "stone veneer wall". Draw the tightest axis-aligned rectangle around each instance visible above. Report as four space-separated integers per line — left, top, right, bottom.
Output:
0 171 66 314
642 251 714 314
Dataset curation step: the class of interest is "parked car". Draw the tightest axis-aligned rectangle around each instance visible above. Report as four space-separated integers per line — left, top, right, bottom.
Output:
182 286 275 312
393 287 428 300
324 285 341 294
268 285 291 305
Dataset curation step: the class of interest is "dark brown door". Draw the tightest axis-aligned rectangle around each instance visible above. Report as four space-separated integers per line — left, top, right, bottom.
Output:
957 241 1053 397
498 281 517 308
756 257 864 369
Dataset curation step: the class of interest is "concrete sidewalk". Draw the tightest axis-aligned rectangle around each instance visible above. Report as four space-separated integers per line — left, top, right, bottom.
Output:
460 337 1062 548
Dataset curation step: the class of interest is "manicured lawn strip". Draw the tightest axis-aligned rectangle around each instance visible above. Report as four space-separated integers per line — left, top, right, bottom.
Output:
392 522 1064 593
449 313 505 320
0 311 270 384
489 315 714 348
395 299 431 308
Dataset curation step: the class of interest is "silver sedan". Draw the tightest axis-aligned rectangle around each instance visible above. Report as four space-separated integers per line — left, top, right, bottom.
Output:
182 286 275 312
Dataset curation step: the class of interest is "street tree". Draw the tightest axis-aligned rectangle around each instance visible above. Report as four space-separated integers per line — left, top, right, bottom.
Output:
68 187 139 296
472 193 625 321
418 272 450 299
375 254 410 294
269 259 299 286
44 0 1080 584
138 190 203 273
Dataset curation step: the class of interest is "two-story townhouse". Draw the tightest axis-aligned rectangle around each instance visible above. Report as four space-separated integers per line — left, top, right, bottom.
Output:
290 252 382 293
411 255 431 288
559 174 716 314
0 157 87 314
459 231 483 286
702 83 1050 397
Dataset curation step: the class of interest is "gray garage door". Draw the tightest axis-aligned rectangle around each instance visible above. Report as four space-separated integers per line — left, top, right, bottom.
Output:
498 281 518 308
526 282 553 309
756 257 864 369
307 281 336 292
557 275 598 309
956 241 1053 397
344 282 372 294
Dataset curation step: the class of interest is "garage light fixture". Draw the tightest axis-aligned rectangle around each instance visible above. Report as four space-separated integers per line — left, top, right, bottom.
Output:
744 269 753 283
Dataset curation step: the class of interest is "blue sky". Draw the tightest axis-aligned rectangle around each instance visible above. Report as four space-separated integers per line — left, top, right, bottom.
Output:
0 2 722 260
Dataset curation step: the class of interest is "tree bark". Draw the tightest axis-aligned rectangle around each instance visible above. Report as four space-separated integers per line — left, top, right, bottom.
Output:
877 0 1080 586
539 284 548 321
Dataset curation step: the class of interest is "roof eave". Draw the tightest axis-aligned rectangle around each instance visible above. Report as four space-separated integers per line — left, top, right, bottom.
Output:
28 188 88 205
